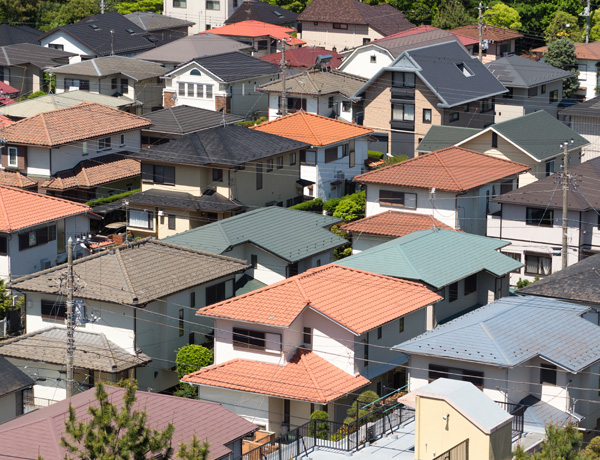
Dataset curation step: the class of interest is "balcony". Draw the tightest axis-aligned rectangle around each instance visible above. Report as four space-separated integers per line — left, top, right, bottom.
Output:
495 401 525 437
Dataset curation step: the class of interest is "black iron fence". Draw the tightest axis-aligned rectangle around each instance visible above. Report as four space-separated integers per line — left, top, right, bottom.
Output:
495 401 525 436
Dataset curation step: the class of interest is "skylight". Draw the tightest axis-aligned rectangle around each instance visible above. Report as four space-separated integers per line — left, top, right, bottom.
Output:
455 63 474 77
89 24 98 29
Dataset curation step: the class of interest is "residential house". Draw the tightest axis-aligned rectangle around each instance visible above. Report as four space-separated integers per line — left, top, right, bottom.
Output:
38 12 159 63
0 386 258 460
486 55 574 122
128 124 309 238
124 11 194 43
49 56 167 114
260 46 343 71
134 33 252 69
258 70 367 123
0 24 41 46
0 355 34 423
533 41 600 101
355 41 508 156
0 102 152 197
337 229 520 324
0 82 18 104
0 43 73 96
163 0 242 33
161 51 279 117
394 296 600 432
415 125 482 154
450 24 523 63
0 185 93 279
182 264 441 433
252 112 373 200
338 25 477 80
340 210 456 253
487 157 600 285
11 238 249 394
559 95 600 161
163 206 347 287
203 20 305 58
225 0 298 28
297 0 414 51
454 110 589 186
353 146 529 235
142 105 243 146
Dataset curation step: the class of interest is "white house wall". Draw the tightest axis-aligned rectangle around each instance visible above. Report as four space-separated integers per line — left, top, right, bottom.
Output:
198 385 270 428
226 244 288 285
350 233 393 254
164 0 240 33
41 31 96 62
339 47 393 79
300 23 381 51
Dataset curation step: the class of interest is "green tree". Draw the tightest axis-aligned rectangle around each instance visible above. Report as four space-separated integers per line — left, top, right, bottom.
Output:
432 0 474 30
543 37 580 98
483 3 522 30
0 279 14 320
117 0 163 14
173 345 213 399
513 424 585 459
263 0 312 13
177 436 210 460
308 410 329 440
344 390 379 424
332 191 365 222
544 10 582 42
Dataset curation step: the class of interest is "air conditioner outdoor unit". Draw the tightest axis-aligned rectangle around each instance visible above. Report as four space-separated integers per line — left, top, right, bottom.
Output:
40 258 51 270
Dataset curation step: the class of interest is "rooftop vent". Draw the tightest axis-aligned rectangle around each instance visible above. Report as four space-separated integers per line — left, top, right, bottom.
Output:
126 28 135 33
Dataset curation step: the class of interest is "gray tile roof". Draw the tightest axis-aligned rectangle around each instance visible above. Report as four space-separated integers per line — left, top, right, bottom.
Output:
485 55 574 88
520 395 581 430
371 28 464 58
0 24 41 46
164 206 346 263
124 12 194 31
0 327 151 373
259 69 367 98
127 189 243 213
135 33 251 64
49 56 168 81
493 157 600 211
0 355 34 396
143 105 243 135
0 43 74 69
559 95 600 118
11 238 248 305
517 253 600 304
416 126 481 153
225 0 299 26
394 296 600 372
130 124 309 167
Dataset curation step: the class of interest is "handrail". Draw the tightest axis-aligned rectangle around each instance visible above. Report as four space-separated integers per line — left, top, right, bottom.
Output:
361 384 409 410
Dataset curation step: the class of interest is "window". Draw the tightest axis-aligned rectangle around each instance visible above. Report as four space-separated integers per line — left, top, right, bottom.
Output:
0 236 6 255
464 274 477 296
303 327 312 346
64 78 90 91
541 84 547 94
168 214 176 230
370 55 376 63
526 207 553 227
377 326 382 340
340 100 352 112
18 225 56 251
206 0 220 9
206 281 230 305
287 262 299 278
480 98 493 112
379 190 417 208
206 85 213 98
422 108 432 124
276 156 283 169
449 112 459 122
332 23 349 29
540 364 557 385
141 164 175 185
256 163 263 190
363 38 370 45
173 0 186 7
190 291 196 308
7 146 17 167
503 252 522 273
267 159 273 172
190 69 201 76
128 210 154 229
98 137 112 150
290 152 296 165
324 146 338 163
392 72 415 88
492 132 498 148
578 64 587 80
528 87 538 97
392 103 415 122
41 300 66 320
363 334 369 367
399 317 404 333
283 399 291 426
349 150 355 168
525 254 552 276
212 168 223 182
48 43 64 50
328 96 334 109
119 135 125 146
545 159 555 176
251 254 257 269
448 282 458 302
112 78 128 94
300 150 316 165
500 180 513 195
550 90 558 103
233 327 266 350
178 82 185 96
428 365 484 388
179 309 184 336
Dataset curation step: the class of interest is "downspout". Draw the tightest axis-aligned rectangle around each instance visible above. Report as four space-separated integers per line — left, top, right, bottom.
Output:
49 148 52 176
578 211 583 261
499 203 503 240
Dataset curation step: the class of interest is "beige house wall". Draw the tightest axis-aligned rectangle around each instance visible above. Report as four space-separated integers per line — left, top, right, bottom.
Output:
362 71 392 152
414 81 443 149
300 22 380 51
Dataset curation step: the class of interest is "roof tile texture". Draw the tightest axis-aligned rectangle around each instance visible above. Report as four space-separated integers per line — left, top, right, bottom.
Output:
260 47 343 69
340 210 456 237
450 24 523 42
354 147 530 192
204 20 305 45
0 170 36 189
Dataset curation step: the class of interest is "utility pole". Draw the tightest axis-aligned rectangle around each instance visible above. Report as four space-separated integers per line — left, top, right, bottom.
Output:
101 0 105 14
561 140 573 270
66 237 74 398
478 2 484 61
279 38 288 117
586 0 591 43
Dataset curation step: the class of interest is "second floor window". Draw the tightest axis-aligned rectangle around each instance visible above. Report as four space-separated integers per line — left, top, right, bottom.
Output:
550 90 558 103
392 103 415 122
206 0 220 9
392 72 415 88
545 159 555 176
128 209 153 230
332 23 348 29
448 282 458 302
111 78 128 94
290 152 296 165
98 137 111 150
540 363 557 385
256 162 263 190
142 164 175 185
233 327 266 350
19 225 57 251
526 207 553 227
379 190 417 209
325 147 338 163
64 78 89 91
276 156 283 169
173 0 186 6
423 109 432 124
212 168 223 182
525 253 551 276
7 146 17 167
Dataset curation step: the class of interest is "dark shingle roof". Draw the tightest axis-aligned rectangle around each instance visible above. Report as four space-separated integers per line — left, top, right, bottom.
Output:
225 0 299 26
127 189 243 213
49 56 168 80
130 124 309 167
416 126 482 153
485 55 574 88
369 28 464 58
143 105 243 135
517 253 600 304
124 11 194 31
38 12 158 57
0 43 74 69
0 355 33 396
559 95 600 118
0 24 41 46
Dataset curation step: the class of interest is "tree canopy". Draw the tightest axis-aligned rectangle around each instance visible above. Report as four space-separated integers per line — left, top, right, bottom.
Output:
543 37 579 98
544 10 582 43
483 3 522 30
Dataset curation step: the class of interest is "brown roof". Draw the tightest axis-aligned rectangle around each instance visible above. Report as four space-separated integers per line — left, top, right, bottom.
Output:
450 24 523 42
0 386 257 460
183 348 370 403
354 147 530 192
532 41 600 60
0 102 152 147
340 210 457 237
0 169 37 189
0 114 13 128
298 0 414 37
42 154 140 191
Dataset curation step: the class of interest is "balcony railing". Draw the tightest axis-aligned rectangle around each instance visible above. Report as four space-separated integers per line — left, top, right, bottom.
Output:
495 401 525 436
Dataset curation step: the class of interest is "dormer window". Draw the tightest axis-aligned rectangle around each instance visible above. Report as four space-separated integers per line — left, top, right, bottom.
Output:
456 63 474 77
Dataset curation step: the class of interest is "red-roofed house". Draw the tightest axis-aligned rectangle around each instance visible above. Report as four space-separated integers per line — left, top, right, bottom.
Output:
0 185 93 279
183 264 441 433
450 24 523 63
260 46 343 69
354 147 530 235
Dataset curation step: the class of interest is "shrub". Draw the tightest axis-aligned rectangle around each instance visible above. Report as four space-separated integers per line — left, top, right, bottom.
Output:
175 344 213 379
333 199 363 222
368 150 384 160
86 189 140 207
516 278 531 289
383 154 409 167
290 198 323 212
323 198 342 214
309 410 329 439
236 116 268 127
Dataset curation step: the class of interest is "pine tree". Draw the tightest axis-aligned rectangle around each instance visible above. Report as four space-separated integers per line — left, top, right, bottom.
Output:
543 38 580 99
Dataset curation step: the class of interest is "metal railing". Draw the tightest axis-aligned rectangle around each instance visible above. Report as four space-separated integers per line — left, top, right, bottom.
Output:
433 439 468 460
495 401 525 436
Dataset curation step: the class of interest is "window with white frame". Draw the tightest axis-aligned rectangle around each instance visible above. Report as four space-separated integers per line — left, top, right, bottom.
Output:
128 209 154 229
206 0 219 9
525 253 551 276
7 146 17 167
98 137 111 150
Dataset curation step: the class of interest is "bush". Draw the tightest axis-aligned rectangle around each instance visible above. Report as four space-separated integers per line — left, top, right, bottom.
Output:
516 278 531 289
383 154 409 167
86 189 140 207
175 344 213 379
290 198 323 212
368 150 384 160
333 200 363 222
236 117 267 127
309 410 329 440
323 198 342 214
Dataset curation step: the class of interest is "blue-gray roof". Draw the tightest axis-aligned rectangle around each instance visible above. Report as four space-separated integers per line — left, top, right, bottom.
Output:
416 126 482 153
163 207 347 263
394 296 600 372
486 55 574 88
336 229 521 289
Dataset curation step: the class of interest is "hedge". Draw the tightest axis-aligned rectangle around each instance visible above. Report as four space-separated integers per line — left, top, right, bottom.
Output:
323 198 342 214
86 189 140 207
289 198 323 212
368 150 384 160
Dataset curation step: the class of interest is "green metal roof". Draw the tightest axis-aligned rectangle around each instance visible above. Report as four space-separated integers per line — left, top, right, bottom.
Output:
336 229 522 289
163 207 346 263
235 274 268 296
416 126 481 153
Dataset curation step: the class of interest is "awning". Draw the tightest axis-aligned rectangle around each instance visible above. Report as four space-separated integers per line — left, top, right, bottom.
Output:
92 200 124 214
296 179 315 187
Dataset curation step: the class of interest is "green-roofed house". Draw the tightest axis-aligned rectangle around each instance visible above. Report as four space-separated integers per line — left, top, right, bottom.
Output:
454 111 589 186
416 125 482 154
163 206 347 289
336 229 522 325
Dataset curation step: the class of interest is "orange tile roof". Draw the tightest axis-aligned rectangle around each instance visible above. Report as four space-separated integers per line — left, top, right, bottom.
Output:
354 146 530 192
42 154 140 191
532 41 600 60
0 170 37 189
204 20 305 46
183 348 370 403
0 185 91 232
0 114 14 128
0 102 152 147
251 112 373 146
450 24 523 42
340 210 456 237
197 264 441 334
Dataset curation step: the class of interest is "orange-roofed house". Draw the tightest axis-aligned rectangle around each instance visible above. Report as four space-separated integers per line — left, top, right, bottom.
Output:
252 112 372 200
0 102 152 200
183 264 441 434
354 146 529 235
0 185 93 279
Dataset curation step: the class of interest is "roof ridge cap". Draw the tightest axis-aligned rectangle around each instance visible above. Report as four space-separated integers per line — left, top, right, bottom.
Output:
433 150 463 191
39 112 53 146
298 350 325 402
293 276 311 304
114 246 137 304
300 111 323 145
0 188 10 231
